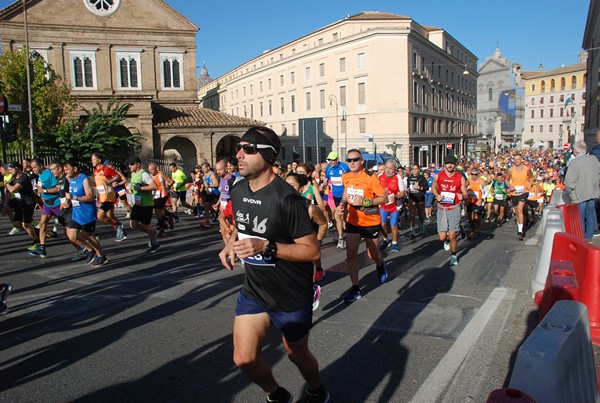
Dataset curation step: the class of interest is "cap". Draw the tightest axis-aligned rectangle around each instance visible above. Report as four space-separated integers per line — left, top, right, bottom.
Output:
326 151 339 161
103 160 110 166
443 154 457 164
8 161 22 170
240 126 281 165
127 156 141 165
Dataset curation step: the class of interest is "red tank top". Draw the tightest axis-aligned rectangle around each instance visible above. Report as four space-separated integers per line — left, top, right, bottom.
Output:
437 170 463 207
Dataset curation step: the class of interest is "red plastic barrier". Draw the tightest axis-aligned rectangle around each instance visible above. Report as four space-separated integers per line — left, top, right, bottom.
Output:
541 232 600 344
486 388 536 402
557 203 584 240
537 260 580 315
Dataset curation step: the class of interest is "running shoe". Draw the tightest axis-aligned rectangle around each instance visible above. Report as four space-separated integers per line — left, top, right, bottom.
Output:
27 243 41 251
377 261 388 284
327 221 334 230
344 288 362 303
210 214 219 223
336 238 346 250
313 269 325 283
390 243 400 253
517 232 524 241
91 255 108 268
410 227 417 238
266 387 293 403
8 227 21 235
443 240 450 251
300 386 331 403
34 221 40 229
450 255 459 267
0 283 12 304
28 246 47 258
115 224 127 242
125 212 131 219
70 250 88 262
312 285 321 311
86 250 96 264
593 230 600 237
147 242 161 253
200 222 211 229
468 231 477 239
0 303 8 315
378 238 390 251
418 223 425 234
46 231 57 239
157 228 167 238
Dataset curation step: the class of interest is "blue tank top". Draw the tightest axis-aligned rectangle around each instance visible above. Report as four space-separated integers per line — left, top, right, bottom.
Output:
69 173 97 225
205 172 220 196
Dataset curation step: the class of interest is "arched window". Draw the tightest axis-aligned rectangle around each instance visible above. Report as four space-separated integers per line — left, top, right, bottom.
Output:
561 77 566 90
550 79 555 91
571 75 577 89
541 80 546 93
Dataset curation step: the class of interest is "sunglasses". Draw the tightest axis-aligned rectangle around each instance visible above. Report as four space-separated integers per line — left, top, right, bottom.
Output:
346 157 361 163
236 143 277 154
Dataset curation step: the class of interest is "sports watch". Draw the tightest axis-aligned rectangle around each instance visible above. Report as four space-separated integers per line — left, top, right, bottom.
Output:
263 240 277 259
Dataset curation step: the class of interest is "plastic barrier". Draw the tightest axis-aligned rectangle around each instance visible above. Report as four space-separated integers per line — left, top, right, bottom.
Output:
557 203 584 240
548 188 571 206
531 207 565 298
486 388 535 402
536 260 579 311
509 300 600 403
543 232 600 344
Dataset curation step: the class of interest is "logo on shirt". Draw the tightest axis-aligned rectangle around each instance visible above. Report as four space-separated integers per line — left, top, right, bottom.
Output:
243 197 262 205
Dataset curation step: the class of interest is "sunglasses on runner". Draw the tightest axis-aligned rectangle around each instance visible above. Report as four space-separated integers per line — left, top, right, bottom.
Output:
346 157 361 163
236 143 277 154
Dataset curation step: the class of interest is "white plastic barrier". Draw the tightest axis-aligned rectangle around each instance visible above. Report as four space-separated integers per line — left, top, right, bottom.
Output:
509 300 599 403
548 189 571 206
531 207 565 297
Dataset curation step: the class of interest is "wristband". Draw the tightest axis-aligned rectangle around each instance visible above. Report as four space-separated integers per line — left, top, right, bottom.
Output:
362 198 373 207
73 195 78 201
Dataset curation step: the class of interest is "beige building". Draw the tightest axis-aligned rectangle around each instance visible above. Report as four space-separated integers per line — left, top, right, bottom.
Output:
0 0 257 170
583 0 600 148
199 11 478 166
520 59 587 149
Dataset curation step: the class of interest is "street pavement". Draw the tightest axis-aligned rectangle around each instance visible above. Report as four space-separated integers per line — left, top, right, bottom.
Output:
0 207 596 402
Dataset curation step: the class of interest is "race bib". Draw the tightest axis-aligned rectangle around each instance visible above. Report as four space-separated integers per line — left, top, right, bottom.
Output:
60 197 67 204
220 200 228 210
13 192 21 200
495 193 505 200
387 193 396 204
514 185 524 195
440 191 456 204
410 184 419 193
152 190 161 199
71 200 80 207
331 177 343 187
117 188 127 196
347 187 364 203
237 233 277 267
96 185 107 195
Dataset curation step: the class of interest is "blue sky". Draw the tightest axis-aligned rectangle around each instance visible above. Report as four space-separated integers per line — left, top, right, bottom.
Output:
0 0 591 78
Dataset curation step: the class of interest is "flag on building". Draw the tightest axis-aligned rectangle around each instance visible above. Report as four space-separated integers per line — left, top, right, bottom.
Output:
564 95 571 108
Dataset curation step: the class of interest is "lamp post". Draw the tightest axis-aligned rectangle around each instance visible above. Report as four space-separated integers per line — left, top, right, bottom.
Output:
342 107 347 153
329 95 340 155
23 0 34 155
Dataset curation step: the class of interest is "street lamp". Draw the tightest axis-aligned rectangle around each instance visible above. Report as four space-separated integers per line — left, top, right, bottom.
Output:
329 95 340 155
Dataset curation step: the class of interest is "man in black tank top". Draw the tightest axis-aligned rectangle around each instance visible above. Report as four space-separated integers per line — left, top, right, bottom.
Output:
218 126 330 403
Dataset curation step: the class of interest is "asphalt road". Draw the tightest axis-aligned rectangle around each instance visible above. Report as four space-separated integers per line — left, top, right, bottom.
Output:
0 207 587 402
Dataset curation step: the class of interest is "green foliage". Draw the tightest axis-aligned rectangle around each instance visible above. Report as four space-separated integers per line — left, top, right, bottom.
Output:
524 139 535 147
0 48 75 152
54 99 142 165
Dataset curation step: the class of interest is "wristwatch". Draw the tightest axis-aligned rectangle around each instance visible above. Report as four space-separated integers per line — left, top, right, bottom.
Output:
263 240 277 259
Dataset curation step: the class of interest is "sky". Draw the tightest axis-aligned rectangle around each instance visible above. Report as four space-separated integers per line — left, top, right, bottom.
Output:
0 0 591 78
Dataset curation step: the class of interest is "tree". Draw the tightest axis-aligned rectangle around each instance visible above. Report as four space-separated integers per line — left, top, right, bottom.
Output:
54 99 142 165
0 48 75 152
524 139 535 148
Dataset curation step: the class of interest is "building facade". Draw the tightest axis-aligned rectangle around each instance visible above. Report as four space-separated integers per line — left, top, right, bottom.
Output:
199 11 478 166
520 58 587 149
583 0 600 149
0 0 256 169
477 48 525 151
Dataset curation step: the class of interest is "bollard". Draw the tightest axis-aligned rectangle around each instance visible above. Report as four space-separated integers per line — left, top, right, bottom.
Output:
531 207 565 298
548 189 571 206
537 260 580 317
509 300 600 403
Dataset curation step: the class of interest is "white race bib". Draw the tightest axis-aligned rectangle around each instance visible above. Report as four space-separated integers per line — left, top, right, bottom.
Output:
440 191 455 204
71 200 80 207
152 190 161 199
13 192 21 200
331 177 343 187
514 185 524 195
495 193 505 200
237 233 276 267
96 185 106 195
346 187 364 203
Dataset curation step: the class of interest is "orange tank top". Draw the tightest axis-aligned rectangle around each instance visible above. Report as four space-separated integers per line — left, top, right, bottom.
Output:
509 166 531 196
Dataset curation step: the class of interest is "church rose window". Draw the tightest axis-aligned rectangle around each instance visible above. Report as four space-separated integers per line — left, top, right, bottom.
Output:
84 0 121 16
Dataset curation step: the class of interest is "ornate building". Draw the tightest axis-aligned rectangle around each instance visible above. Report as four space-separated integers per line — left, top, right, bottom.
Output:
0 0 257 170
198 11 478 166
583 0 600 148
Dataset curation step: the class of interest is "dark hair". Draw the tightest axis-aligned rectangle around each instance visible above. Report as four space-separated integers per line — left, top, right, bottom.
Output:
64 159 80 169
286 172 308 187
346 149 362 157
227 158 238 167
169 163 177 168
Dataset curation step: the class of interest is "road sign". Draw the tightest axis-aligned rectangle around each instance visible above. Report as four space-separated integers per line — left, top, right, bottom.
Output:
8 104 22 112
446 143 452 149
0 95 7 114
563 143 570 151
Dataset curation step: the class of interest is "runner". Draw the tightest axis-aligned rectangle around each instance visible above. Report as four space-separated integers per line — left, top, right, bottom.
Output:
148 162 175 238
215 160 236 245
4 162 39 250
491 172 510 226
200 162 220 228
406 163 429 237
129 156 160 253
378 159 406 253
168 162 194 220
466 166 486 239
91 153 127 242
423 169 435 223
218 126 329 403
2 164 22 235
28 160 61 258
431 154 468 267
505 153 533 241
107 161 133 217
337 149 388 302
325 151 350 249
64 159 108 268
